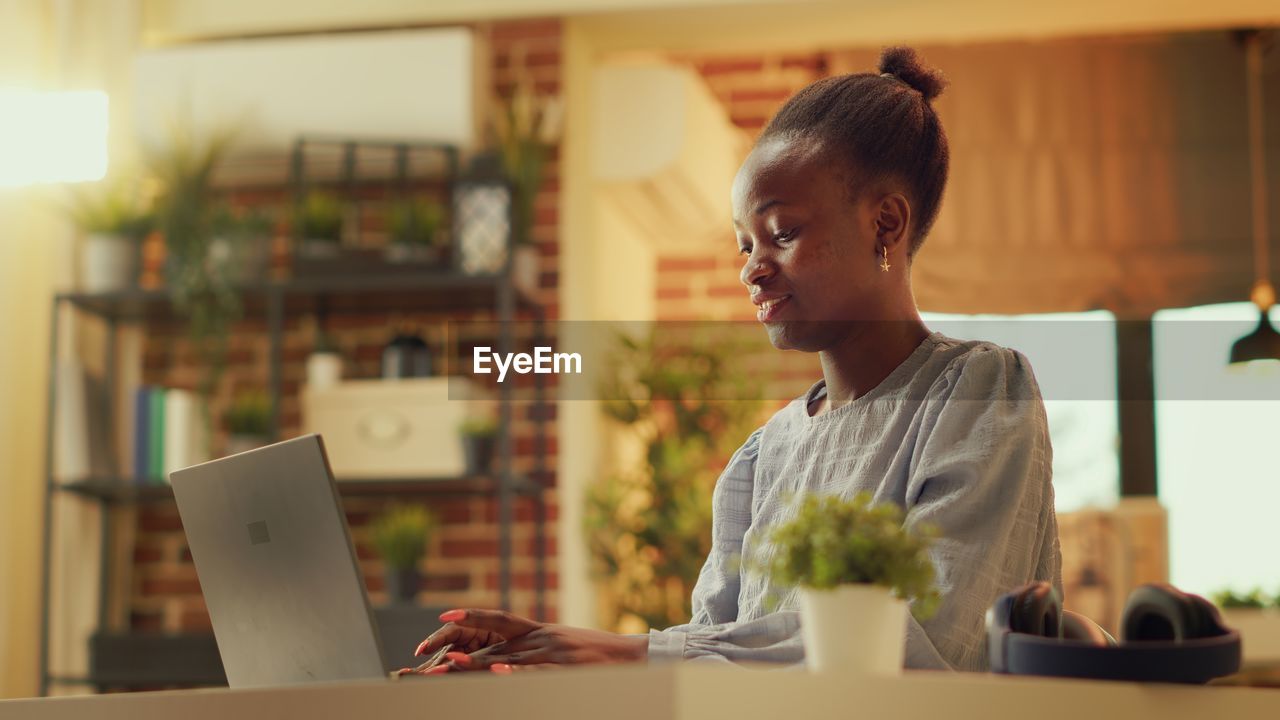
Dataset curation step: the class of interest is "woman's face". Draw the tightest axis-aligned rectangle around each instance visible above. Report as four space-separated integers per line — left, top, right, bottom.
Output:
732 134 895 352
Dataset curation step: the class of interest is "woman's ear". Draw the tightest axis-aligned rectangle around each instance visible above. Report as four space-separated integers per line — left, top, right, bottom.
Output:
873 193 912 252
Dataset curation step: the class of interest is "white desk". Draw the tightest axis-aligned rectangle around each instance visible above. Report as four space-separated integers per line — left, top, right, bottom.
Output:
4 664 1279 719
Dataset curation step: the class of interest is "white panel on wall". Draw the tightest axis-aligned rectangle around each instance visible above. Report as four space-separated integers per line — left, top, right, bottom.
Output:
133 27 479 152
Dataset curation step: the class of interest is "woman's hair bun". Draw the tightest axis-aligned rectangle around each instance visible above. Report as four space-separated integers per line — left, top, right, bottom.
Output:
878 46 947 102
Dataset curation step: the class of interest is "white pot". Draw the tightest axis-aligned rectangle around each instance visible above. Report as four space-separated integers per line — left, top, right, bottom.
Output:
513 244 540 297
80 233 137 293
306 352 343 390
800 584 907 675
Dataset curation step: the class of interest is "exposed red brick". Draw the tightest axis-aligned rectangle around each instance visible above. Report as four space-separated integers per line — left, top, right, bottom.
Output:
141 577 202 596
657 287 692 301
133 545 164 564
490 18 562 42
180 609 213 632
658 257 717 272
441 539 500 557
708 284 747 299
139 507 184 533
780 55 827 72
728 88 794 104
423 573 471 592
484 572 558 591
699 59 765 76
130 610 163 632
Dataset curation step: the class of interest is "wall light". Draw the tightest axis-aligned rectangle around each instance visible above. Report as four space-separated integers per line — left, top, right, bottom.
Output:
0 89 108 187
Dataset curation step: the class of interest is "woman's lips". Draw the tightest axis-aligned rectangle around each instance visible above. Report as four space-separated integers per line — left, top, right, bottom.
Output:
756 295 791 323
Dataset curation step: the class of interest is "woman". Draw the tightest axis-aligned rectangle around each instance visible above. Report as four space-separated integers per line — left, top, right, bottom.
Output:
411 46 1061 675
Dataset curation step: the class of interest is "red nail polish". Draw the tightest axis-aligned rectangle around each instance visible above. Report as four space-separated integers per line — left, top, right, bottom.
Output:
414 640 428 656
491 663 513 675
425 665 450 675
445 652 470 666
439 609 466 622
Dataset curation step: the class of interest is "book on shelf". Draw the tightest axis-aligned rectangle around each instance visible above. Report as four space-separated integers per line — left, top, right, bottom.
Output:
131 386 210 485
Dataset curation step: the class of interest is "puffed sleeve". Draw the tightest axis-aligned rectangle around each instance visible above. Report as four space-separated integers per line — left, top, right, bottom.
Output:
901 346 1062 671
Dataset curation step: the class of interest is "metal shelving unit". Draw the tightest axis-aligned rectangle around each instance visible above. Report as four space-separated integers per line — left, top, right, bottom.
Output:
38 271 551 695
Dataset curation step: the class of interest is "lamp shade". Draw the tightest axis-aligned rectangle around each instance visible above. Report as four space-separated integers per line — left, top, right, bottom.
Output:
1229 306 1280 365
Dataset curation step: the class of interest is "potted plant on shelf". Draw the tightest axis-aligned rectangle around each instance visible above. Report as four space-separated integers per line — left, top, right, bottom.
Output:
371 504 438 605
145 124 243 401
223 389 272 456
1213 587 1280 661
385 198 446 265
294 191 345 259
209 207 274 285
66 178 154 293
760 492 940 675
489 74 561 296
458 417 499 476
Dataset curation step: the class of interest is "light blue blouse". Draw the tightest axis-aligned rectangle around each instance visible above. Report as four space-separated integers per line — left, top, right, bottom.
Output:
645 331 1063 671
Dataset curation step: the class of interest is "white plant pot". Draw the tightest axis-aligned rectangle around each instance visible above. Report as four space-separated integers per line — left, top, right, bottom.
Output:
513 244 540 297
800 584 907 675
306 352 343 390
80 233 136 293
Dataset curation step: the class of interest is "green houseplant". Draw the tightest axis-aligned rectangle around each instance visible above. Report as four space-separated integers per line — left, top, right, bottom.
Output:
458 417 499 476
145 124 242 403
371 504 438 604
223 389 272 456
385 198 446 264
760 492 939 674
294 191 345 258
66 177 154 292
585 327 761 632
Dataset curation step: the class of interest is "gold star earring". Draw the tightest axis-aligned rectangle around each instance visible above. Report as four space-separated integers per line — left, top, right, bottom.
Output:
880 245 891 272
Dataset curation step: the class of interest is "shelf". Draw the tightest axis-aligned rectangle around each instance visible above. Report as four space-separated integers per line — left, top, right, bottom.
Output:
54 475 544 504
56 271 542 323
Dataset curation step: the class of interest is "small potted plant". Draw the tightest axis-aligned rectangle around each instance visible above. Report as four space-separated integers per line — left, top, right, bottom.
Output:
1213 587 1280 660
209 207 274 285
223 389 272 456
760 492 940 674
458 417 499 476
66 178 154 293
293 191 345 259
371 504 437 605
385 198 446 265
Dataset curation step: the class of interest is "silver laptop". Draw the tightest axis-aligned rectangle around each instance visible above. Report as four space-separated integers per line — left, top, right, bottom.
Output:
170 434 388 688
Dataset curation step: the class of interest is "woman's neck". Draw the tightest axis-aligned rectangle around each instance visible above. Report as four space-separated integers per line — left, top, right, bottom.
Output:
811 317 931 416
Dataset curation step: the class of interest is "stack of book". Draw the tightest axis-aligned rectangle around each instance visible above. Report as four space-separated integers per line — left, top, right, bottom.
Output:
132 387 211 484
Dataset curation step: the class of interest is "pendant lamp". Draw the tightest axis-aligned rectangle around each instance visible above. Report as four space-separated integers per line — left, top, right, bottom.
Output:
1230 31 1280 365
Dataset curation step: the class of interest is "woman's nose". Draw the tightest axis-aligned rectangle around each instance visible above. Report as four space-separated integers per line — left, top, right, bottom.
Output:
741 251 773 287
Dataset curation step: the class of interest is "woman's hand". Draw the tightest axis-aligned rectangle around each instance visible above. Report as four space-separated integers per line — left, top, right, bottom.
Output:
414 608 648 674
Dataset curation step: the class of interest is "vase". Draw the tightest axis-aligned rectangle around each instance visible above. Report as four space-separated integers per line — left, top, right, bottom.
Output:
513 244 539 298
384 566 421 605
305 352 343 390
800 584 907 674
80 233 137 293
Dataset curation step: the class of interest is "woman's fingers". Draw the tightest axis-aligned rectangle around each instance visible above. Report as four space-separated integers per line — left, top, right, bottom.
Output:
414 624 504 657
440 608 542 639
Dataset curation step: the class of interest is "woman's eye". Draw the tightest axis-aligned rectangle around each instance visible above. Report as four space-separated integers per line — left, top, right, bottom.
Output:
774 229 796 243
737 245 752 256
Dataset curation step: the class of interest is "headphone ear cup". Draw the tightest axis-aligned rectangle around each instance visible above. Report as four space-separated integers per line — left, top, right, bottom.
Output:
1061 610 1116 647
1010 581 1061 638
1122 584 1202 642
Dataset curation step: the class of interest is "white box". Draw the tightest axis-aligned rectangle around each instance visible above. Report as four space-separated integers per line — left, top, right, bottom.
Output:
301 377 493 480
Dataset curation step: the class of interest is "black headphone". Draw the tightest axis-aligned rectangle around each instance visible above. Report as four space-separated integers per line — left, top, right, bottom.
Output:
986 581 1241 684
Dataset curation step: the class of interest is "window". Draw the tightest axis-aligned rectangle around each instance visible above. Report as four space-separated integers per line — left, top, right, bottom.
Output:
0 89 108 187
1153 302 1280 595
921 311 1120 513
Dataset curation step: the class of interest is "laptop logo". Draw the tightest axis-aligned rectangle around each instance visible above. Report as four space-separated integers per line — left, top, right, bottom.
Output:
247 521 271 545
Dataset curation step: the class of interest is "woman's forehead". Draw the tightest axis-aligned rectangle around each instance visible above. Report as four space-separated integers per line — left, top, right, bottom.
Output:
733 136 840 215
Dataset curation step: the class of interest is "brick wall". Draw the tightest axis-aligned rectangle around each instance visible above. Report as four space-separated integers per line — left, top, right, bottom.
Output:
131 18 564 635
652 51 832 404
